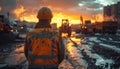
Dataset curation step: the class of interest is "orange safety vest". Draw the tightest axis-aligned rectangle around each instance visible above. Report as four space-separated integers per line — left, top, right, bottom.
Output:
27 28 59 66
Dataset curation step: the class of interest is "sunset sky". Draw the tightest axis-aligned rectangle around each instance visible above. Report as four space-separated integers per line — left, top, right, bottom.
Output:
0 0 120 27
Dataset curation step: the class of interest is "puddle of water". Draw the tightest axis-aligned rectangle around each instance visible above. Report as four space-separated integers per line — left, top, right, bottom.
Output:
4 44 27 66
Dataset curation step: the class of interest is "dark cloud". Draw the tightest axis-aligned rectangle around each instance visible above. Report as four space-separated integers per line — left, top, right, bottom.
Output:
78 1 103 13
0 0 120 19
19 0 80 12
19 0 42 8
82 2 103 9
0 0 17 12
17 0 104 16
0 0 17 18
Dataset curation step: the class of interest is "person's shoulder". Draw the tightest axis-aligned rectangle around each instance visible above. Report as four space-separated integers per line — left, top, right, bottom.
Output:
26 28 43 39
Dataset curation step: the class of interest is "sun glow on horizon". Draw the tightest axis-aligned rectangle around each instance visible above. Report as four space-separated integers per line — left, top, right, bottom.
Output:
52 12 73 27
12 6 103 28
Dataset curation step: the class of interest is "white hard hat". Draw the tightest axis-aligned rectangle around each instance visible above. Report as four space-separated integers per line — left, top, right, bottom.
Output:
37 7 53 19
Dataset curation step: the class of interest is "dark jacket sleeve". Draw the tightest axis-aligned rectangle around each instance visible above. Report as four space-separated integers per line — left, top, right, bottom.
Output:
58 36 65 64
24 35 29 60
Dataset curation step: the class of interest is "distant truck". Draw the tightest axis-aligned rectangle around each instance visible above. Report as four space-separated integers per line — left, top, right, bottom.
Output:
0 15 19 42
59 19 71 37
85 20 91 25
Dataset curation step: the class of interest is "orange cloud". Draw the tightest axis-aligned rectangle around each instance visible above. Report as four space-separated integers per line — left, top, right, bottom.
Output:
12 5 25 20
